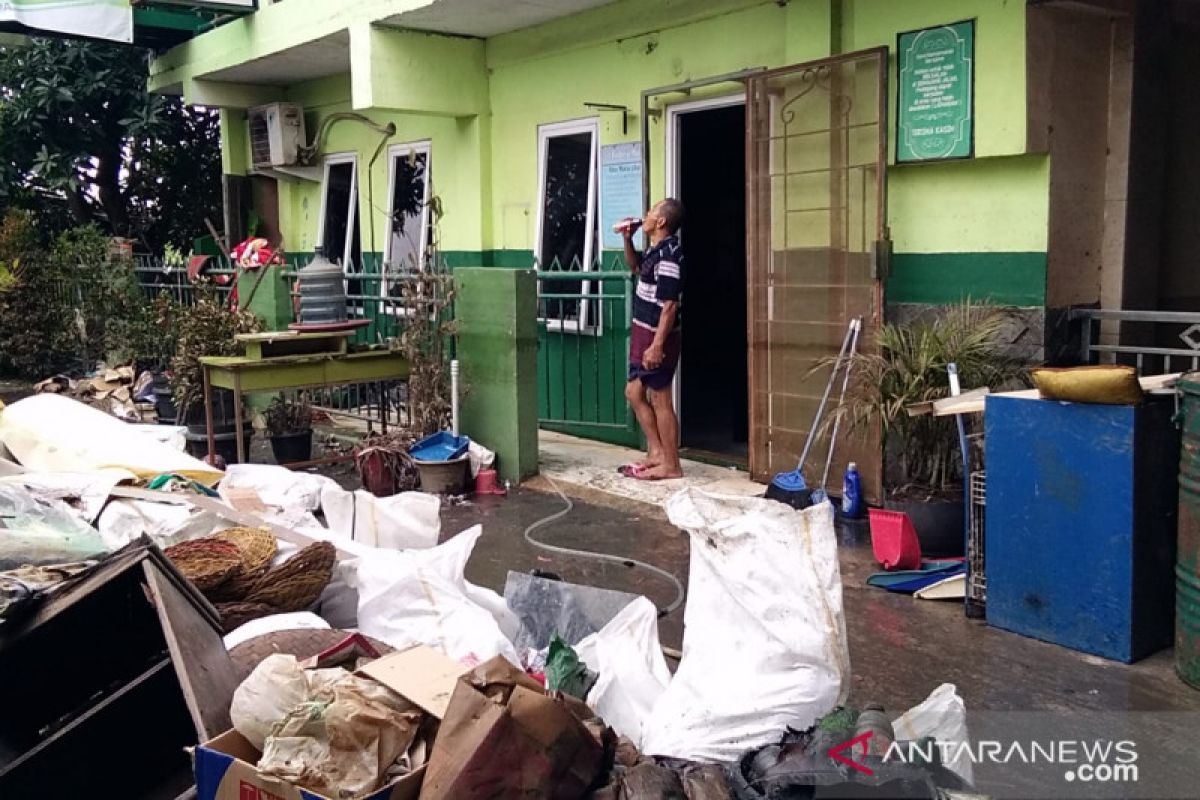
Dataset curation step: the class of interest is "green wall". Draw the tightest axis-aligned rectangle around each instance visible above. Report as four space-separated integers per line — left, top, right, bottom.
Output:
194 0 1045 308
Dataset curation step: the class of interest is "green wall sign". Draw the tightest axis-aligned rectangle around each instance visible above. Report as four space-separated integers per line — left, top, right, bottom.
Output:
897 19 975 163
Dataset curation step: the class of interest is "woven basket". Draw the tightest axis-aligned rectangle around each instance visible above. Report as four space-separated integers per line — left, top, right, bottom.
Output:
214 527 277 574
216 601 279 633
244 541 336 611
205 565 268 603
164 539 243 592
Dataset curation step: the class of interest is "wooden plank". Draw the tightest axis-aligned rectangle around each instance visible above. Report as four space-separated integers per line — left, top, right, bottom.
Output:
144 562 238 741
107 487 357 560
202 351 409 393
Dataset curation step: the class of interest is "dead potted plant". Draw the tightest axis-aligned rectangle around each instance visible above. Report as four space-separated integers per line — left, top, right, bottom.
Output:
264 393 314 464
355 432 420 497
170 286 260 463
830 302 1025 555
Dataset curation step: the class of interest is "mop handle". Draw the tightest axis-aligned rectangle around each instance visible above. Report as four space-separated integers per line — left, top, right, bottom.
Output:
819 317 862 490
796 318 857 472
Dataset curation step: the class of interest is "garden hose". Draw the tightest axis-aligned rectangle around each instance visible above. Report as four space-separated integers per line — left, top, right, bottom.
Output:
522 474 686 617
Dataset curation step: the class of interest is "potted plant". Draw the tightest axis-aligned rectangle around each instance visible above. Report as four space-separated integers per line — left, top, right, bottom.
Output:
265 393 314 464
832 302 1025 555
355 432 420 497
170 286 260 462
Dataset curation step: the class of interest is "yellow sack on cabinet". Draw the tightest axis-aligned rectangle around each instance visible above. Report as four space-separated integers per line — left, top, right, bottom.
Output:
0 393 223 486
1031 365 1144 405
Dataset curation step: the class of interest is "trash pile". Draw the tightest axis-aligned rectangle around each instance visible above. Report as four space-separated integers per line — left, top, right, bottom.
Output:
35 364 153 422
0 392 980 799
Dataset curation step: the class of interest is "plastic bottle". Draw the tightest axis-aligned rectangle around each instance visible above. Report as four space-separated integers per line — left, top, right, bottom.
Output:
842 462 864 519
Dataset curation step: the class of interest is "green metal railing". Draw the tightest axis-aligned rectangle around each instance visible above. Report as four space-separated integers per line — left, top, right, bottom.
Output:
536 268 638 445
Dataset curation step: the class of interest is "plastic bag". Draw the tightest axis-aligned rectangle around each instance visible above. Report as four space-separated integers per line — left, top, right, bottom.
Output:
504 571 642 653
893 683 973 784
230 654 323 750
0 484 111 570
642 489 850 762
344 525 520 666
574 597 671 750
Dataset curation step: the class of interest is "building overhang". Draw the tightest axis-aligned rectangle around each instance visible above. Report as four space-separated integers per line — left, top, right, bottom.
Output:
148 0 616 108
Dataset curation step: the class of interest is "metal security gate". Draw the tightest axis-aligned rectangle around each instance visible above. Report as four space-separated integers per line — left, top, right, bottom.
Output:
536 269 641 448
746 48 889 496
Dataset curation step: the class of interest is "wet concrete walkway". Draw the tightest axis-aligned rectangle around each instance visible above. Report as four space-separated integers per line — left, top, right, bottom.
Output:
445 479 1200 716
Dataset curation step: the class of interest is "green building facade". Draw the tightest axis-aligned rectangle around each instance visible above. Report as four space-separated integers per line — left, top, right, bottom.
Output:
149 0 1197 485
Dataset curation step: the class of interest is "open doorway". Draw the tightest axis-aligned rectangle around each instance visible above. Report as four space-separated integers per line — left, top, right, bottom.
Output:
669 98 748 463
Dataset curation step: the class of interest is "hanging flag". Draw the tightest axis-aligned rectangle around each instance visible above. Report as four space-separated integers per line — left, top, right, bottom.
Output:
0 0 133 44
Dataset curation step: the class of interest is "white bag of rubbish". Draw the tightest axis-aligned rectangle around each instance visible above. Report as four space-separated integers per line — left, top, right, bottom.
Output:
574 596 671 750
322 488 440 550
344 525 520 665
641 488 850 763
893 683 973 784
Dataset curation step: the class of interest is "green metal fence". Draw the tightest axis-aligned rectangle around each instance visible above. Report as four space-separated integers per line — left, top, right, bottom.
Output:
536 267 640 448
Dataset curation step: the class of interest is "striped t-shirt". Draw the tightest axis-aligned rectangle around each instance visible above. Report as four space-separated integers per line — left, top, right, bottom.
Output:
632 234 684 335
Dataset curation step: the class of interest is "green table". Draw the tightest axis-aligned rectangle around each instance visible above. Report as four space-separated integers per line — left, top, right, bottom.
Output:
200 344 409 464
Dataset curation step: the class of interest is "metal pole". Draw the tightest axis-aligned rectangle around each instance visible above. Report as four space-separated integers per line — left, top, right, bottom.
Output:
819 317 862 491
450 359 460 436
797 318 856 473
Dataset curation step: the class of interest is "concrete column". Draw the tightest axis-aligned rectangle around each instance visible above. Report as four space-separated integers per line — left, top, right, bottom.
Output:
237 263 294 331
455 268 539 483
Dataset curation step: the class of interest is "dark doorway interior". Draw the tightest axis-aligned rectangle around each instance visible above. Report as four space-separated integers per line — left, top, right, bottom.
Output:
677 103 748 462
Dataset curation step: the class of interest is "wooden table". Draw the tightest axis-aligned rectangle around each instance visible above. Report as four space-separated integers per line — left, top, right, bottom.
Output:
200 331 408 464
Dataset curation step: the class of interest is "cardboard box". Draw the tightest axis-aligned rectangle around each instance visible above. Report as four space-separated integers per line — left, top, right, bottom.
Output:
195 646 466 800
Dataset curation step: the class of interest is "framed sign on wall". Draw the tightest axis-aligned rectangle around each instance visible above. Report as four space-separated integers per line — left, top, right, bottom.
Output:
896 19 975 163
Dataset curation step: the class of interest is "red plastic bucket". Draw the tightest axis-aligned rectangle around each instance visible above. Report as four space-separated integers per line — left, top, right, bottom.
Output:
474 468 506 496
869 508 922 571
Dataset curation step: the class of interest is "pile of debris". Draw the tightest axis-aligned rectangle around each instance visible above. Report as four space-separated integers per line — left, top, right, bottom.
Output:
35 365 153 422
0 392 979 799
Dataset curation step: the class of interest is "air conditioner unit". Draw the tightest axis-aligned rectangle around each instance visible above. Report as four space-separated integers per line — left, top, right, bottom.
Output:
248 102 306 169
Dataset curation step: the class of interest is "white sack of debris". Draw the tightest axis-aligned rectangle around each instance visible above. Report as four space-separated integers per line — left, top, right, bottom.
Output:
344 525 521 666
642 488 851 763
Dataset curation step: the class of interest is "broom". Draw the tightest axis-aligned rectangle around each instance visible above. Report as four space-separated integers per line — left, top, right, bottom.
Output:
766 317 861 508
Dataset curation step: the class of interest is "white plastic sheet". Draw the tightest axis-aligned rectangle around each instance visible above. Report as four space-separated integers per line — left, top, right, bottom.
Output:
574 597 671 750
344 525 520 666
642 489 850 763
0 394 222 485
893 683 973 784
218 463 337 511
0 471 121 523
95 498 230 550
0 484 110 569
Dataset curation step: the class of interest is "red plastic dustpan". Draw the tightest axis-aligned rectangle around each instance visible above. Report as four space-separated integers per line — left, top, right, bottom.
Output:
869 508 922 571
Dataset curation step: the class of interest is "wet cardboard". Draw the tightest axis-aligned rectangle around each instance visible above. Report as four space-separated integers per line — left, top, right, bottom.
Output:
195 646 465 800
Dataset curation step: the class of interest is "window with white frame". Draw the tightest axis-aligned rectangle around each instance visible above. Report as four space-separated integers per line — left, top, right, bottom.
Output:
384 142 434 291
536 119 599 332
317 154 361 271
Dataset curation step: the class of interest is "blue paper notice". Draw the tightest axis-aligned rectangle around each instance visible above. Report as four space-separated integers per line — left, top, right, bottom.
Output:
600 142 644 251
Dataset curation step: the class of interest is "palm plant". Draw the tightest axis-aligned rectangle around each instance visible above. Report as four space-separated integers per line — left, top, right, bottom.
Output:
831 303 1026 496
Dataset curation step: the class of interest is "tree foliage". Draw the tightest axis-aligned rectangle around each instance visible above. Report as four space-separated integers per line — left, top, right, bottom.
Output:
0 38 221 251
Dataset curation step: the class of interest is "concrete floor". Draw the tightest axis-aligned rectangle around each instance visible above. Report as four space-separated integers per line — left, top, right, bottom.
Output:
443 477 1200 717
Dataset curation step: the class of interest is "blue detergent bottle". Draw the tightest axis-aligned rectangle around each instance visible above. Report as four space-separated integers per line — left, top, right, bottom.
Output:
842 462 864 518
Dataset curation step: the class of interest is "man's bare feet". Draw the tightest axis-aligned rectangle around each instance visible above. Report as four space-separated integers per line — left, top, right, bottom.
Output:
636 451 664 469
638 464 683 480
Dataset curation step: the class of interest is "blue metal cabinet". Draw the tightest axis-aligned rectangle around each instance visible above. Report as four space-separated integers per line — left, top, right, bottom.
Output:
985 395 1178 662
